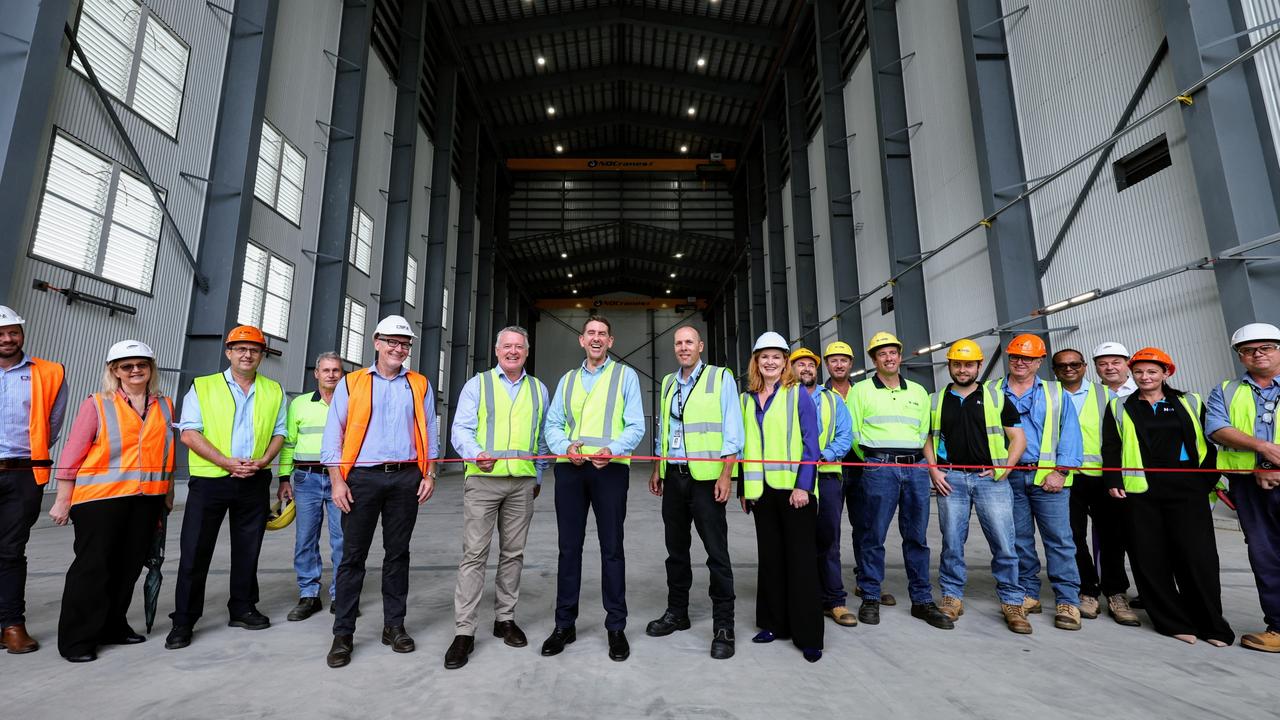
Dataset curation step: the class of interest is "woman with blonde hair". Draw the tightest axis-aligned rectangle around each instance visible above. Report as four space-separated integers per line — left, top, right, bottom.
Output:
49 340 175 662
739 332 822 661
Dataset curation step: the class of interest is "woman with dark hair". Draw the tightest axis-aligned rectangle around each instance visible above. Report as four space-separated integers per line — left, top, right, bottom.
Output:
1103 347 1231 646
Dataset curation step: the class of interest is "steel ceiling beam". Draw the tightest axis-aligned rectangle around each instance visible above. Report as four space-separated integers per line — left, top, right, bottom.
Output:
478 63 760 104
454 6 782 48
491 110 747 144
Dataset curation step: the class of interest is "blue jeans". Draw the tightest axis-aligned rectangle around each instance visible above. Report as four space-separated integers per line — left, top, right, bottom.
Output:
292 470 344 600
815 472 848 609
1008 469 1080 606
936 470 1022 605
859 460 933 604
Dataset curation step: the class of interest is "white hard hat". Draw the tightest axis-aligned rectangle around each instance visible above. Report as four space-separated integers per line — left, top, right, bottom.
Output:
1091 342 1130 360
374 315 417 338
752 331 790 354
1231 322 1280 348
0 305 26 327
106 340 155 363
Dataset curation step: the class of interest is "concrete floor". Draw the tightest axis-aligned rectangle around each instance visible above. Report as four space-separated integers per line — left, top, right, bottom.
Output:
7 464 1277 719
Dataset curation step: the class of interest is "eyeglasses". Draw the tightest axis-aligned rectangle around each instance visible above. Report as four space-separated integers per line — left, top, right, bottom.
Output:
380 338 413 351
1009 356 1040 365
229 347 262 357
116 362 150 373
1053 362 1085 371
1238 343 1279 357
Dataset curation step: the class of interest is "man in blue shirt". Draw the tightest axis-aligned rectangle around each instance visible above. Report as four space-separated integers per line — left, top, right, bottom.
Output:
541 316 645 662
645 326 743 660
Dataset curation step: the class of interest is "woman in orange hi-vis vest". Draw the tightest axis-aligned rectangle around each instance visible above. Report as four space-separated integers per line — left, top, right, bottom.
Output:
49 340 175 663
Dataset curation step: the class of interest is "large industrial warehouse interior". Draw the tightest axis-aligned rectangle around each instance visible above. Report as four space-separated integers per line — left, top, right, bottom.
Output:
4 0 1280 717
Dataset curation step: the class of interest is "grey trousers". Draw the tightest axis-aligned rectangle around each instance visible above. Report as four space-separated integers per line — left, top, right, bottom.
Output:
453 475 537 634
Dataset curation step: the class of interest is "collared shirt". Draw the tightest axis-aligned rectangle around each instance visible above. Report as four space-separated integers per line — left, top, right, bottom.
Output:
1114 376 1138 398
320 365 440 466
0 353 67 458
544 357 645 456
804 384 853 463
1205 371 1279 442
748 381 820 493
654 360 745 464
1064 383 1091 414
451 369 551 483
177 368 287 458
1001 377 1083 467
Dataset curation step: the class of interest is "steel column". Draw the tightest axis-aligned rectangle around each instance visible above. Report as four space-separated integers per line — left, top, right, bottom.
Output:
783 66 820 346
472 158 497 373
867 0 930 388
447 116 480 439
421 65 458 385
182 0 279 387
762 113 790 333
705 308 720 367
492 263 509 332
736 267 752 370
305 0 375 378
1164 0 1280 329
746 155 769 339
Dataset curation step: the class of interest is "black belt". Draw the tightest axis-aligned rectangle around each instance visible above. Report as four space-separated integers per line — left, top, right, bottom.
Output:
354 462 416 474
0 458 49 470
294 463 327 474
669 463 693 476
863 452 922 465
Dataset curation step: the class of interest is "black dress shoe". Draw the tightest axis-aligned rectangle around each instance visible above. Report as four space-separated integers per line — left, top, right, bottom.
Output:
288 597 323 622
444 635 474 669
858 599 881 625
327 635 353 668
382 625 416 653
100 628 146 645
228 609 271 630
645 610 691 637
911 602 956 630
710 628 735 660
607 630 630 662
64 652 98 663
493 620 528 648
540 626 576 656
164 625 193 650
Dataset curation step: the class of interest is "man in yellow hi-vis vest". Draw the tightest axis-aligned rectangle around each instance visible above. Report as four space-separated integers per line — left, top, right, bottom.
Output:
542 316 644 662
168 325 286 651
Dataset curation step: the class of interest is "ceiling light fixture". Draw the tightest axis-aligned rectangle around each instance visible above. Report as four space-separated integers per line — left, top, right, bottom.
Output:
696 57 707 68
687 107 696 116
679 145 689 153
669 272 677 278
536 56 546 66
567 272 574 278
560 252 568 258
546 106 556 116
673 252 684 258
666 289 672 294
572 289 578 295
555 144 564 153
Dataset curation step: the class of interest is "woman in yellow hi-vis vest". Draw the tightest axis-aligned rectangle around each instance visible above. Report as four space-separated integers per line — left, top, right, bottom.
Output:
739 332 822 662
1103 347 1232 647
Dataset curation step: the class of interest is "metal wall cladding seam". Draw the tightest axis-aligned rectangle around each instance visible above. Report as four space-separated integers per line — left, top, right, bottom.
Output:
897 0 999 385
1002 0 1233 395
781 178 800 339
1243 0 1280 159
760 218 773 324
249 0 342 391
808 126 839 352
439 178 460 421
10 0 230 464
404 126 435 338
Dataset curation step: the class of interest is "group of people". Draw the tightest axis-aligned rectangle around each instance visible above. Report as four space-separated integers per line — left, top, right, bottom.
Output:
0 301 1277 668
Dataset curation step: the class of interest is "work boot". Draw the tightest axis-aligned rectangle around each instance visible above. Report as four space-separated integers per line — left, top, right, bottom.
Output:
858 599 881 625
645 610 691 637
1107 594 1140 627
287 597 323 622
1 624 39 654
1054 603 1082 631
1079 595 1099 619
228 609 270 630
1023 597 1042 614
910 602 955 630
824 606 858 627
1241 630 1280 653
1002 604 1033 635
939 596 964 622
710 628 735 660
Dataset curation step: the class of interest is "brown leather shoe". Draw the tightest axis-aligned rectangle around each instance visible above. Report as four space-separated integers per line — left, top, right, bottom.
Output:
1241 630 1280 653
1107 594 1141 627
939 596 964 622
1054 603 1082 631
2 624 39 654
381 625 416 653
1002 604 1033 634
824 606 858 627
493 620 528 647
1079 595 1099 619
1023 597 1042 614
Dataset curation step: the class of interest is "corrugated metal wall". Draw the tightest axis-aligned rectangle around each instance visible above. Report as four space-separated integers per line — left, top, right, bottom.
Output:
808 126 839 352
1243 0 1280 158
781 177 799 339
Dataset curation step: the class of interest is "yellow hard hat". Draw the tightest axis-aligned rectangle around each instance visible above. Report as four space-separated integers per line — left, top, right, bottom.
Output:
865 331 902 355
946 339 984 362
823 341 854 359
266 499 295 531
789 347 820 365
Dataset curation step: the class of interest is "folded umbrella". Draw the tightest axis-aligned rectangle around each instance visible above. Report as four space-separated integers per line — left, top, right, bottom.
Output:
143 514 167 634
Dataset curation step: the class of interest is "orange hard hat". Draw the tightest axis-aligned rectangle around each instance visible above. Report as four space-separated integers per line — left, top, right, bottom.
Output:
1128 347 1175 376
225 325 267 347
1006 333 1047 359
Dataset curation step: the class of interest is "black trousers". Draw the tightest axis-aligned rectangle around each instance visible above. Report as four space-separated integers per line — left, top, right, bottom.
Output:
1125 487 1233 643
661 465 734 627
1069 472 1130 597
554 461 629 631
332 466 420 635
753 486 823 650
0 468 41 627
58 495 164 656
171 471 270 626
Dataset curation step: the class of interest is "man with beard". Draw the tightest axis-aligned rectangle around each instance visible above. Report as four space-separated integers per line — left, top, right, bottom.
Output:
789 348 854 627
0 306 66 654
922 340 1029 632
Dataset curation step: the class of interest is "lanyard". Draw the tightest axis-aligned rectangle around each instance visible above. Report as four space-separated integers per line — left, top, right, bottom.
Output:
669 365 705 422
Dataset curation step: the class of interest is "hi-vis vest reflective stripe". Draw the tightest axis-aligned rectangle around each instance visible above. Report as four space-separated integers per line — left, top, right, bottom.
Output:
466 369 544 478
659 365 729 481
26 357 65 486
929 383 1010 470
1216 380 1278 472
814 389 841 475
559 360 630 465
850 376 930 453
740 385 809 500
279 392 329 477
1111 393 1208 493
340 370 432 481
1076 382 1108 476
73 392 174 505
985 378 1070 487
189 373 284 478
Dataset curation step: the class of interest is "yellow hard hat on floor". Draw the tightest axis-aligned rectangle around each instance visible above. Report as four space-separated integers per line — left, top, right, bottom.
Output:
946 339 984 362
266 499 295 531
789 347 820 365
865 331 902 355
823 341 854 359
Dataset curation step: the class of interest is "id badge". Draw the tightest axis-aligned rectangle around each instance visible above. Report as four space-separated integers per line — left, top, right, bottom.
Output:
670 431 683 450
